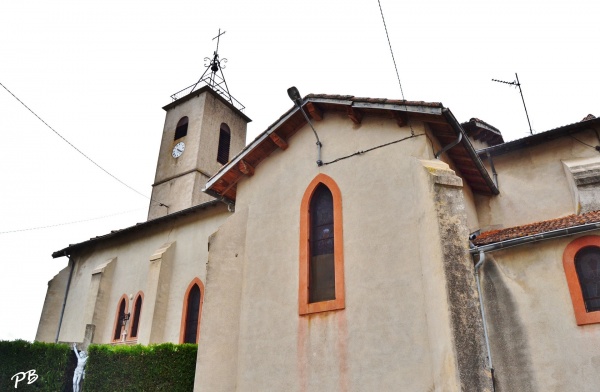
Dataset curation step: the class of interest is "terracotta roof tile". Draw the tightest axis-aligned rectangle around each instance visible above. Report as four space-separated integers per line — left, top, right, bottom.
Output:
473 210 600 246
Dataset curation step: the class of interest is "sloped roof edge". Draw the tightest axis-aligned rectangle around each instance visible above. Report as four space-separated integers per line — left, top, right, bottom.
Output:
51 200 224 258
205 94 497 196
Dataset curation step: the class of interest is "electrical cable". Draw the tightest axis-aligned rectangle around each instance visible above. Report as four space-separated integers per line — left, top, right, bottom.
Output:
377 0 414 136
0 208 145 235
322 133 424 166
0 81 168 208
569 134 600 152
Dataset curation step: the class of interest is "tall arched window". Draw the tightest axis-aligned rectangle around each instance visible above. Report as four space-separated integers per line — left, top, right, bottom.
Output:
128 292 143 340
112 295 129 341
299 174 345 315
174 117 188 140
180 278 204 343
563 236 600 325
217 123 231 164
309 184 336 303
575 247 600 312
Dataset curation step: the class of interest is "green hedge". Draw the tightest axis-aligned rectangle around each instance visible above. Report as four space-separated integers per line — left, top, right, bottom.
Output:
84 343 197 392
0 340 74 391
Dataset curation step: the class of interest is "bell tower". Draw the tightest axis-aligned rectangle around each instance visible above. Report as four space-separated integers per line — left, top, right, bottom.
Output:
148 31 251 220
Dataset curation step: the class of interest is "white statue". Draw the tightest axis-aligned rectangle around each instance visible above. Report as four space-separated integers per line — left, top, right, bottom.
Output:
72 343 88 392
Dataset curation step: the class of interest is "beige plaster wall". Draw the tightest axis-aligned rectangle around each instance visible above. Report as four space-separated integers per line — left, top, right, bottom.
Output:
475 130 600 229
42 204 229 345
481 233 600 391
35 265 70 342
198 113 487 391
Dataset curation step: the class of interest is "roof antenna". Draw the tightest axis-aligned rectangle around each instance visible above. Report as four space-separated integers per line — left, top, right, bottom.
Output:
492 73 533 135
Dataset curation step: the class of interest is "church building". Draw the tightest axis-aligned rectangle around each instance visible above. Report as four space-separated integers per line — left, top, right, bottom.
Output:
36 48 600 391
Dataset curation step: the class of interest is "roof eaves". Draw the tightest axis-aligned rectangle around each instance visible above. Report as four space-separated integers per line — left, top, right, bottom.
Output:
477 117 600 157
52 200 223 258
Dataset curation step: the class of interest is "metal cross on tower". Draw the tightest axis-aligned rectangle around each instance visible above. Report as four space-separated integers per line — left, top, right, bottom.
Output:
170 29 245 112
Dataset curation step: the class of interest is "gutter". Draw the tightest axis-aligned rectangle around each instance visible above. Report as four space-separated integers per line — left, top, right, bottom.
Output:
442 109 500 195
470 221 600 255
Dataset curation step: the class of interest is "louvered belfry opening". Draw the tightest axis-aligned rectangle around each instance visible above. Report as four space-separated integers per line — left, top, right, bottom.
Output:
174 117 188 140
575 246 600 312
217 123 231 165
184 284 201 343
309 184 336 303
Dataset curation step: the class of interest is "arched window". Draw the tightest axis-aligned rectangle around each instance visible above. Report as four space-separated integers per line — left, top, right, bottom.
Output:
563 236 600 325
174 117 188 140
112 295 129 341
217 123 231 165
180 278 204 343
575 247 600 312
128 292 143 339
299 174 345 315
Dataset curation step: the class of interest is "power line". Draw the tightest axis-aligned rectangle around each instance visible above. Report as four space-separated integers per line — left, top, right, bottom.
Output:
0 81 168 208
0 208 145 235
377 0 414 136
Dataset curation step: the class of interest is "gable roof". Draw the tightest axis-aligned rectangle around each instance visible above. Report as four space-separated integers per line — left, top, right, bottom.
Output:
204 94 499 201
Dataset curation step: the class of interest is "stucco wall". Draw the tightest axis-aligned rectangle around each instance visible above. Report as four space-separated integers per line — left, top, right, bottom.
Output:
197 113 489 391
40 204 230 345
480 233 600 391
475 130 600 229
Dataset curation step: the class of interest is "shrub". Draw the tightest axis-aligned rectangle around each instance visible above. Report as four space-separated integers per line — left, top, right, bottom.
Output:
0 340 74 391
84 343 197 391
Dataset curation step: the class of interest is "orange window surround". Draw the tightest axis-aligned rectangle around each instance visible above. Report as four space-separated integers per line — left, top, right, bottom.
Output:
563 235 600 325
179 278 205 343
111 294 129 342
127 291 144 340
299 173 345 315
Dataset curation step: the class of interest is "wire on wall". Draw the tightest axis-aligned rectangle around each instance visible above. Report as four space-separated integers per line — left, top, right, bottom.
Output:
0 81 168 209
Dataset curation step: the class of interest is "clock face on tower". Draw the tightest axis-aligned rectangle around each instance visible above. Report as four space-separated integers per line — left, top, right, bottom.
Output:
172 142 185 158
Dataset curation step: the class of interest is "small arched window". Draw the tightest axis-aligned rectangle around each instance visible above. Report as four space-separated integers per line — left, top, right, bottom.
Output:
174 117 188 140
563 236 600 325
128 292 143 339
575 246 600 312
180 278 204 344
112 295 129 341
217 123 231 165
299 174 345 315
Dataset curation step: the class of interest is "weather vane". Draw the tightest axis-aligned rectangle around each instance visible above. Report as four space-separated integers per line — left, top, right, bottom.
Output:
492 73 533 135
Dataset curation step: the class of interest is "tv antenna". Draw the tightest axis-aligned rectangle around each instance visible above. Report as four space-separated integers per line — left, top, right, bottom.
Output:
492 73 533 135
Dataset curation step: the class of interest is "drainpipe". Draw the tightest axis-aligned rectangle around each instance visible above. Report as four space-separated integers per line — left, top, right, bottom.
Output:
434 130 463 159
55 252 75 343
475 250 493 372
486 151 499 189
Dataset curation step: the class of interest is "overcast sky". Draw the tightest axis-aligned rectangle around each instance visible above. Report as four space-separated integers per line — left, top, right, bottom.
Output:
1 0 598 341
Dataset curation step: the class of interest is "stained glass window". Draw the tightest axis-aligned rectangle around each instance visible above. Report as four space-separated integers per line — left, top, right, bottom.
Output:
130 295 142 338
309 184 335 303
184 284 201 343
575 246 600 312
113 299 126 340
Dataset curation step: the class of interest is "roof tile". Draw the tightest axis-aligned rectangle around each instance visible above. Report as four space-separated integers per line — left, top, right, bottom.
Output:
473 210 600 246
